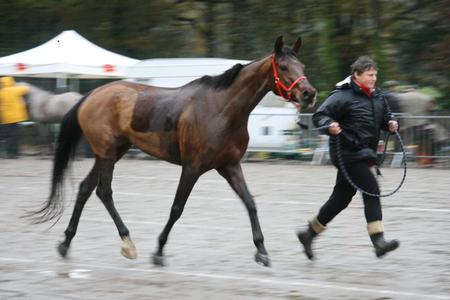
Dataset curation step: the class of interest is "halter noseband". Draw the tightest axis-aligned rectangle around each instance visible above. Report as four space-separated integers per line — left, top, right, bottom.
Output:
271 54 307 101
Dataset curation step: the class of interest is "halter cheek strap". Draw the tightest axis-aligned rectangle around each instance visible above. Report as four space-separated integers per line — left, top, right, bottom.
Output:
271 55 307 101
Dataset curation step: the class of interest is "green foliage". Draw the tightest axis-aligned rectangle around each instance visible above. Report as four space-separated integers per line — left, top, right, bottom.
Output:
0 0 448 108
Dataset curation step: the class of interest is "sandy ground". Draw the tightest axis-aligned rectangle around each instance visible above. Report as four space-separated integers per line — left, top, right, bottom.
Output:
0 157 449 300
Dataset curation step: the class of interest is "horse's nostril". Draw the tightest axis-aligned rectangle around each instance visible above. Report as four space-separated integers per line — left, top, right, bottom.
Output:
302 91 310 100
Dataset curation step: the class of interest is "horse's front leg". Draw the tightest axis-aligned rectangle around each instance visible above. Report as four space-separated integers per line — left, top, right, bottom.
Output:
217 163 270 267
153 166 201 266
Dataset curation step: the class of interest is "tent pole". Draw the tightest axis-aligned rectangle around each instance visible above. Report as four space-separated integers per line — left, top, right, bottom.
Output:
56 77 67 92
70 78 79 92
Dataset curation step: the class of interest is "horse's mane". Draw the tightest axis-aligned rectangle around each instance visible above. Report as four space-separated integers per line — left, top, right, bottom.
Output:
196 63 246 90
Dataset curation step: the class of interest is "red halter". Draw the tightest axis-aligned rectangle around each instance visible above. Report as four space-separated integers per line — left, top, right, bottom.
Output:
271 54 307 101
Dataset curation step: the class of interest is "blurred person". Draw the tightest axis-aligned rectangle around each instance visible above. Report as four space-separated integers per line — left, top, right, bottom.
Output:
397 86 434 124
382 80 402 114
396 87 435 165
297 56 400 260
0 76 29 159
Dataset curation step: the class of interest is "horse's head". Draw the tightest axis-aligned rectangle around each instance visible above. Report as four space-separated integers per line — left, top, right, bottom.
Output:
270 36 317 110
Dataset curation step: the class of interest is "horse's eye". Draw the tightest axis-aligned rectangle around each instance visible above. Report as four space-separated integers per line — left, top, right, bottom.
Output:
279 65 288 71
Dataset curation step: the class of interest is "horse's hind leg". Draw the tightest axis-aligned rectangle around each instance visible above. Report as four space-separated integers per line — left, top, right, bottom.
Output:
153 166 201 266
58 160 100 257
217 163 270 267
96 156 137 259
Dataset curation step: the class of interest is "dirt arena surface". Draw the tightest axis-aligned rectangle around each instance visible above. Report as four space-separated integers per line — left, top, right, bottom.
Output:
1 157 449 300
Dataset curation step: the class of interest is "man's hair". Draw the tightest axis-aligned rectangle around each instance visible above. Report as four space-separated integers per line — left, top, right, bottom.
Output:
351 56 378 75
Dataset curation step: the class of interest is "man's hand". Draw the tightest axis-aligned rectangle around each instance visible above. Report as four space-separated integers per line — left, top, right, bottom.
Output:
328 122 342 136
388 120 399 132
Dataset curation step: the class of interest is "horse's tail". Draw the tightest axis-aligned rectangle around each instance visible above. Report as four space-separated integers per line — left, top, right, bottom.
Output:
27 94 89 224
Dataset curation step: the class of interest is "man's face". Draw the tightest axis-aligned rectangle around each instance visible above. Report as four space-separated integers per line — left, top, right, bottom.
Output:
354 68 377 89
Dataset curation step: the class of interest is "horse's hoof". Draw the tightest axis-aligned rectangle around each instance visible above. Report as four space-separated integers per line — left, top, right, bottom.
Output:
121 247 137 259
58 243 69 258
152 253 165 266
255 252 271 267
121 237 137 259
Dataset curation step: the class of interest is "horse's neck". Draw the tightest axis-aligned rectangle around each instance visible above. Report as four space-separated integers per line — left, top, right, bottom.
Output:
217 57 272 118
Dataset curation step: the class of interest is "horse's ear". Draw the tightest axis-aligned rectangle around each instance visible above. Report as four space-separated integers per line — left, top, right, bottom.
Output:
292 37 302 54
274 36 284 54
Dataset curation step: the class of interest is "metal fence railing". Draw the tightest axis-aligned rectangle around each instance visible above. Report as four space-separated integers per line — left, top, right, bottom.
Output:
246 113 450 168
392 115 449 166
2 114 450 168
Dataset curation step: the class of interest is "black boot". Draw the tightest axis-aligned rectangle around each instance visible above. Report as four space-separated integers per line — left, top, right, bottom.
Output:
297 224 318 260
370 232 400 258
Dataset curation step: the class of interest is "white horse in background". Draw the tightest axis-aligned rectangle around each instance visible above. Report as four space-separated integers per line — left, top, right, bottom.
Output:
12 83 84 155
18 82 82 123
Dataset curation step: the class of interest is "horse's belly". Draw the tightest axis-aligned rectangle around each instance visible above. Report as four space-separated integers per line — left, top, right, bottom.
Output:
129 132 181 164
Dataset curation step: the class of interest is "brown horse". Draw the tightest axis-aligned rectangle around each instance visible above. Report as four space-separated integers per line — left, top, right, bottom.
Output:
31 36 316 267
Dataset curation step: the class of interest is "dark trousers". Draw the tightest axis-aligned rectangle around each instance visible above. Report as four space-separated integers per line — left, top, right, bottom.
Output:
317 161 382 226
3 123 20 158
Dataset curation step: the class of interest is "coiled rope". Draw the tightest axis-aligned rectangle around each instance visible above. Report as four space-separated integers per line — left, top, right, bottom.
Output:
335 130 407 197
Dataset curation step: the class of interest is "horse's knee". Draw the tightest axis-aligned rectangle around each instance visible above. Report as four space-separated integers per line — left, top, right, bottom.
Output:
244 199 257 214
96 186 112 202
78 181 94 199
169 205 184 220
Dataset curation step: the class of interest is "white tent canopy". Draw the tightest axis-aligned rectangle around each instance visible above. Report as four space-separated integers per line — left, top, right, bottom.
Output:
0 30 139 79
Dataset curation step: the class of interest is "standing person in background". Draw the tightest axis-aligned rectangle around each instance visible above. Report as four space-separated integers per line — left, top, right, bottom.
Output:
0 77 29 159
296 56 400 260
382 80 402 114
396 86 436 166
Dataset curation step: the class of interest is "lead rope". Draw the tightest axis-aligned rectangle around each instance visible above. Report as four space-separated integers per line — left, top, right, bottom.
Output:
335 130 407 197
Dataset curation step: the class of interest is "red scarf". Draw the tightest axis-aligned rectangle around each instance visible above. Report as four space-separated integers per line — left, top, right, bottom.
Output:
353 77 373 98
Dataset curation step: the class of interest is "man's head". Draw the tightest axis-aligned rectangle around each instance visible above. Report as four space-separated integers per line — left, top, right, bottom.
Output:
351 56 378 90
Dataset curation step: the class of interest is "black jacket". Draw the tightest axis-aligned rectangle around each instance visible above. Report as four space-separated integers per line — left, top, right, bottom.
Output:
313 76 395 165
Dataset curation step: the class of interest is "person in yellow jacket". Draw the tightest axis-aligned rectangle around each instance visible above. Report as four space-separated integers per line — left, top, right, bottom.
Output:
0 77 29 158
